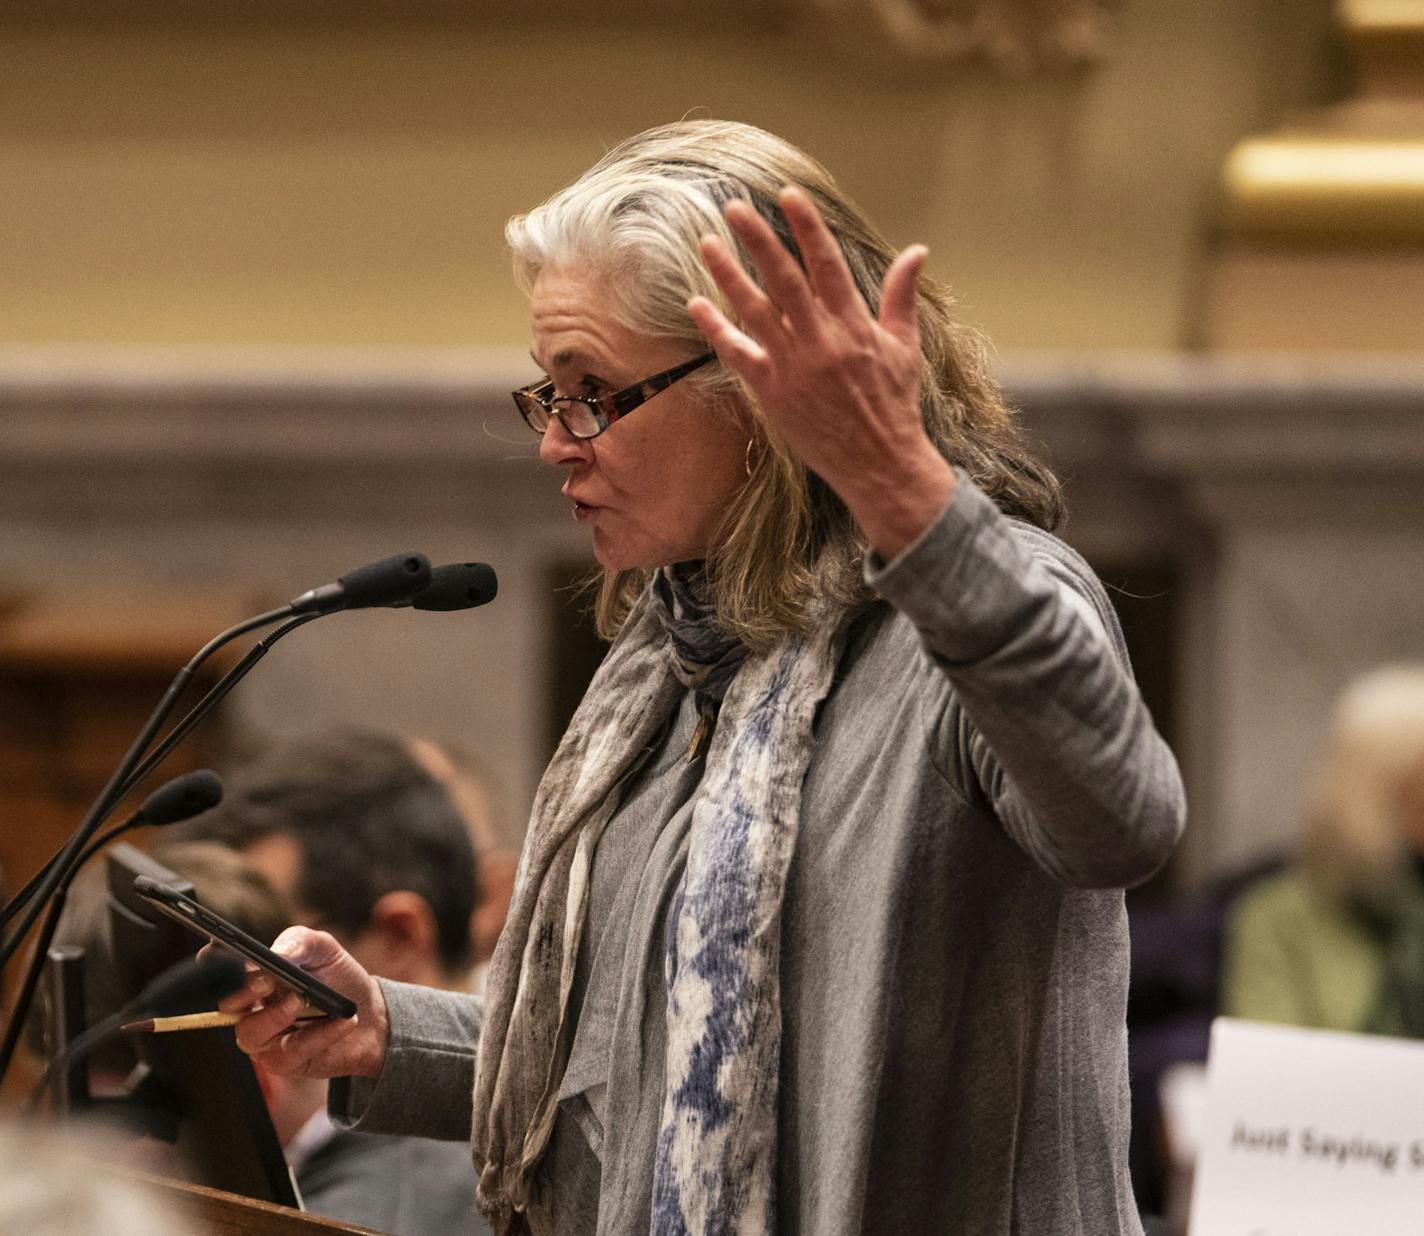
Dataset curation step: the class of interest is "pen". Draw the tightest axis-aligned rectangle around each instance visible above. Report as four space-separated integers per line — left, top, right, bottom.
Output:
120 1010 329 1033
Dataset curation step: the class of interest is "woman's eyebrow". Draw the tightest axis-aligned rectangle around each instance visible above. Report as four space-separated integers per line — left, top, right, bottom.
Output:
534 347 609 374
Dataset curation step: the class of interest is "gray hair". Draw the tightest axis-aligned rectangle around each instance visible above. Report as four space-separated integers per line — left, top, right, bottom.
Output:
1303 665 1424 895
508 120 1062 648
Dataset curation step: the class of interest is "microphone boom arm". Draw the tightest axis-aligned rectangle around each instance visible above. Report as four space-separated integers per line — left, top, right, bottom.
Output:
0 605 290 972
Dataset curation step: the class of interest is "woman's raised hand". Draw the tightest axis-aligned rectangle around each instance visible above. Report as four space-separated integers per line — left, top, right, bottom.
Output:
688 185 955 560
214 926 389 1080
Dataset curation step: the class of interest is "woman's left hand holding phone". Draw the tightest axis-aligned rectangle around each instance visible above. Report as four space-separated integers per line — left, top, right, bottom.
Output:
210 927 390 1080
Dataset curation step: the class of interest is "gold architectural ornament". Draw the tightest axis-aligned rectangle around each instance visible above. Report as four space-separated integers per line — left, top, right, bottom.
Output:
1340 0 1424 94
1216 0 1424 243
1224 139 1424 241
798 0 1121 72
1201 0 1424 349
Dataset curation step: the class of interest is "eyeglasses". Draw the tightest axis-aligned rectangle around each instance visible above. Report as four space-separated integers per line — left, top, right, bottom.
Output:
512 351 716 440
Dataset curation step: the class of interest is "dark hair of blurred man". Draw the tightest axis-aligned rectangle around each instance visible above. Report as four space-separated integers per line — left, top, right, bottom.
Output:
178 728 482 992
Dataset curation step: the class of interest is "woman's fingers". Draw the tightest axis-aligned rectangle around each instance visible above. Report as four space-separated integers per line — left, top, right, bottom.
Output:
879 244 928 346
216 975 273 1014
270 924 345 972
695 187 926 453
218 925 389 1081
244 1008 362 1079
213 954 278 1013
699 234 788 348
716 189 919 353
687 295 769 382
230 987 304 1050
722 199 819 332
777 186 863 316
213 924 325 1014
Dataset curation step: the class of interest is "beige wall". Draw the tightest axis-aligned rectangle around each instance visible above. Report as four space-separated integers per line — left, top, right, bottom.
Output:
11 1 1408 880
1 1 1336 352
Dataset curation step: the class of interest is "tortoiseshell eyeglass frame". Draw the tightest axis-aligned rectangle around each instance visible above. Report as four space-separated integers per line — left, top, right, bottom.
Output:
512 351 717 440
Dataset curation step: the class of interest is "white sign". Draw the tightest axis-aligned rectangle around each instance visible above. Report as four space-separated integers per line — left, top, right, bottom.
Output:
1190 1018 1424 1236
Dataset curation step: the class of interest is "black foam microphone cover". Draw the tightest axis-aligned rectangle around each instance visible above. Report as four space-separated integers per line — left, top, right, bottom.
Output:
411 562 498 612
139 953 248 1015
289 551 432 616
337 552 432 610
139 769 224 825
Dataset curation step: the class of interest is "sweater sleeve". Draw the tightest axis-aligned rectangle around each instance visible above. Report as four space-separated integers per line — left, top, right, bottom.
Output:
866 471 1186 889
328 978 483 1142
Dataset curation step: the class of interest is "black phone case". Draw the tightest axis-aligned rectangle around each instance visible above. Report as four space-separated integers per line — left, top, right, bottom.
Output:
131 874 358 1019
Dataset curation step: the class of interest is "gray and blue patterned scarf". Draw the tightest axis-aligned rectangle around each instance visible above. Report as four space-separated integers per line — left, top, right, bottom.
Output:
471 566 848 1236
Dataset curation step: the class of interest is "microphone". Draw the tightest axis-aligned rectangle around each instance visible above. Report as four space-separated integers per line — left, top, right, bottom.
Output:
0 550 434 975
75 770 224 873
135 768 224 825
32 954 247 1112
0 771 227 1084
0 770 223 936
395 562 499 612
137 952 248 1014
79 560 496 842
288 552 432 617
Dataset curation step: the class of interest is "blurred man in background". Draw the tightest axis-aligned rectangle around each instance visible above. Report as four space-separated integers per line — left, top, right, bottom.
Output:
405 736 518 994
172 727 509 1235
35 818 495 1236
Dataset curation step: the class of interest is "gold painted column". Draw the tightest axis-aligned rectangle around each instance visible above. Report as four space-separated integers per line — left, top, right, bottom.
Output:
1202 0 1424 350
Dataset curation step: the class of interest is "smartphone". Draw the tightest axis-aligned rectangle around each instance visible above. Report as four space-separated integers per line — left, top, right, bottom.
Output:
131 874 358 1020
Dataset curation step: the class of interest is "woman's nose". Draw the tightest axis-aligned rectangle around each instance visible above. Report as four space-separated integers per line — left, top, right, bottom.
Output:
539 415 593 466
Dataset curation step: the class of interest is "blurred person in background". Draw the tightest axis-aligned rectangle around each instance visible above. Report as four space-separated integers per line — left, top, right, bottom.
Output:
0 1118 206 1236
175 728 503 1233
34 835 492 1236
178 727 505 995
406 737 518 993
1222 665 1424 1035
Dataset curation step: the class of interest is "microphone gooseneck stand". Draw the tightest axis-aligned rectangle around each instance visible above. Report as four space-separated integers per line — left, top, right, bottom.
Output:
0 553 500 1093
0 549 433 966
27 953 248 1115
0 551 435 1090
0 772 226 1085
0 605 294 973
0 615 321 943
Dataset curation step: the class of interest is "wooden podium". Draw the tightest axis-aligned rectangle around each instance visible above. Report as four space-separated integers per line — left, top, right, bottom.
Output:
132 1170 387 1236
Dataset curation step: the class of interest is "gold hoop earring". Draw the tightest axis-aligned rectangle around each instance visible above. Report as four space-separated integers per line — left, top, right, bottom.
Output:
744 438 757 479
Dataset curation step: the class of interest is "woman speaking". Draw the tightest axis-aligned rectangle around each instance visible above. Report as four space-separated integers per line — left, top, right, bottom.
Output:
223 119 1186 1236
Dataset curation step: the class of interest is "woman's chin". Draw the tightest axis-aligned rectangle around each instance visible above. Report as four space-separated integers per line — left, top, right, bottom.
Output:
590 532 642 573
592 533 679 574
595 550 658 572
585 509 710 571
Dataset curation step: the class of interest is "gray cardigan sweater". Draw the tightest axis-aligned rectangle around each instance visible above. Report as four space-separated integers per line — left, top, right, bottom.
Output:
334 476 1186 1235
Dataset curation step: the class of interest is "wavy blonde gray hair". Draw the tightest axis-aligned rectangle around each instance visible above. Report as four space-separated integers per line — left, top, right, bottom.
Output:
507 119 1063 650
1301 665 1424 898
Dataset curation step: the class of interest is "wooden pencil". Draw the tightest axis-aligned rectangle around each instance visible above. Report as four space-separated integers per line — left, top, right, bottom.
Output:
120 1009 327 1033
